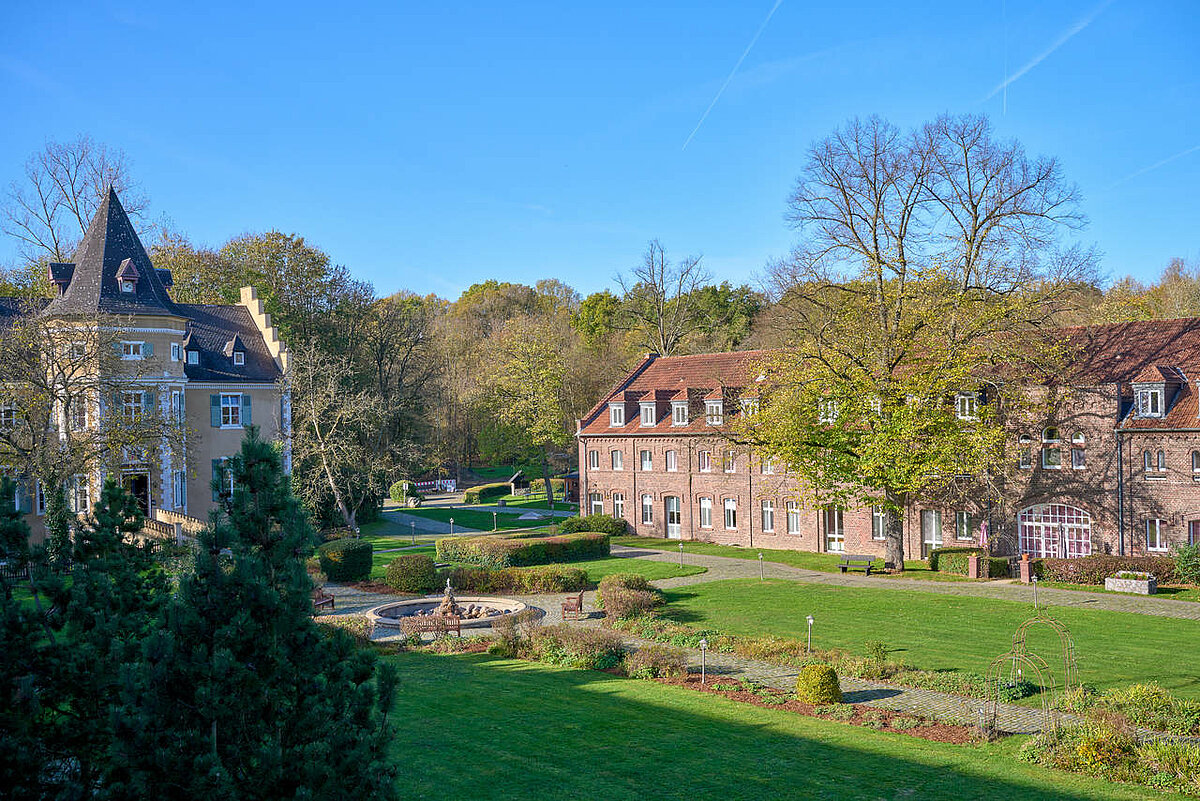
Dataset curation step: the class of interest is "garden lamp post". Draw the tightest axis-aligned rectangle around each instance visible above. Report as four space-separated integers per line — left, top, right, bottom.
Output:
758 552 764 581
493 512 498 532
679 542 685 568
806 614 814 654
698 637 708 684
450 517 455 537
410 521 416 545
1032 576 1039 611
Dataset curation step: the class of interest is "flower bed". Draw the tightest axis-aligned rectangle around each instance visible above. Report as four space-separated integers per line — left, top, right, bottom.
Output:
1104 571 1157 595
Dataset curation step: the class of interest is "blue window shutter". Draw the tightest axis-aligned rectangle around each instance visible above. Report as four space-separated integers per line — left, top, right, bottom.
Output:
210 394 220 427
212 460 221 502
142 391 156 415
143 342 154 358
18 481 32 514
181 473 187 507
242 394 252 426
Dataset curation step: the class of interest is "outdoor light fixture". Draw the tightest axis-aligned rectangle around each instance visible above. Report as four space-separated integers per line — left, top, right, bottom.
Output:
1032 575 1039 610
679 541 685 568
493 511 498 531
698 637 708 684
449 517 455 536
410 521 416 545
758 552 764 580
806 614 815 654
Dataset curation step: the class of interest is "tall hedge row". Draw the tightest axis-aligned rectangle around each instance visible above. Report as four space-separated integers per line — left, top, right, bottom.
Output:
463 482 510 504
1034 555 1179 585
316 538 373 581
559 514 628 536
436 531 610 568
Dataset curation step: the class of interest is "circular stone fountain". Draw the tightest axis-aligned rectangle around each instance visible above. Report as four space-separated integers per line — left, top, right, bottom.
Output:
367 578 527 630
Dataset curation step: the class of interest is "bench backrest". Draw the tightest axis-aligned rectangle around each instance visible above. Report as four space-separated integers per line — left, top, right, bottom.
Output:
841 554 875 563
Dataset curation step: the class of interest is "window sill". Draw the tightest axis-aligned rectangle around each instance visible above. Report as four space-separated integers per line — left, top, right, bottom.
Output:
1145 474 1167 481
220 424 245 430
1042 465 1062 470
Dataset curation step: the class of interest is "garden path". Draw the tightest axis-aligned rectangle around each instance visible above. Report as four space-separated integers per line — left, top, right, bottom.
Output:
381 510 481 537
613 546 1200 621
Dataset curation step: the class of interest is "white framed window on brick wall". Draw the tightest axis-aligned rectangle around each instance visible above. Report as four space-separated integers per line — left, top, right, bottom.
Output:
612 493 624 519
1018 435 1032 469
1042 445 1061 469
787 501 802 535
120 341 144 360
761 457 775 475
641 494 653 525
955 392 979 420
610 450 623 471
589 492 603 515
665 450 677 472
871 507 887 540
723 498 737 530
761 499 775 532
1072 447 1086 469
640 450 652 471
705 401 723 425
1137 388 1163 417
588 450 599 469
1192 450 1200 477
723 450 736 473
1146 518 1167 552
699 497 712 528
955 511 974 541
698 450 711 472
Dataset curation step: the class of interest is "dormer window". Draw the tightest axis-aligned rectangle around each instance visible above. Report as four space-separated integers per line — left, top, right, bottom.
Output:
233 351 245 366
608 403 625 427
187 351 199 365
639 402 655 427
955 392 979 420
1137 388 1163 417
705 400 723 425
121 280 135 293
672 401 689 426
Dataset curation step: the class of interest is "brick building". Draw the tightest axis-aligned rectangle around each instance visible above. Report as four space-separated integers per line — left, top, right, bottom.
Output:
577 323 1200 560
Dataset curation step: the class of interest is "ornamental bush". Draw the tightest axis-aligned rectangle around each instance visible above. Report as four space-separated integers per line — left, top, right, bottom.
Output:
436 531 610 568
1037 555 1178 585
1173 543 1200 585
385 554 438 593
528 624 625 670
316 538 373 581
597 573 663 617
528 477 566 496
463 482 510 504
389 480 414 504
559 514 628 536
624 644 686 679
795 664 843 704
928 547 984 574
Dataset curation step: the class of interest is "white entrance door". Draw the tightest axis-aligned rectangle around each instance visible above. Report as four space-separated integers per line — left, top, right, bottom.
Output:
823 507 844 552
665 496 682 538
921 510 942 558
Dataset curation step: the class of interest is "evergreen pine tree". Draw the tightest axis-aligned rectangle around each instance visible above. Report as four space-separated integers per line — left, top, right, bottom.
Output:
110 427 399 799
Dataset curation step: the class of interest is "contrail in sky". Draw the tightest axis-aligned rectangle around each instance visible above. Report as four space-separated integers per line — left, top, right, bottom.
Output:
983 0 1115 102
682 0 784 150
1106 143 1200 191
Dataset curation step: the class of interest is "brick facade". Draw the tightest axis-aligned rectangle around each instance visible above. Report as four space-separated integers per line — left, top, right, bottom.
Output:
579 330 1200 560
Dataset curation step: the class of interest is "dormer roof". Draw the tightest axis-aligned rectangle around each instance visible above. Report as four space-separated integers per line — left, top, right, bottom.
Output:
223 333 246 358
1132 365 1183 384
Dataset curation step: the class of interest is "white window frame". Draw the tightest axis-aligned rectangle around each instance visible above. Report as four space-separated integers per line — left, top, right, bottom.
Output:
122 391 144 421
171 342 182 361
1071 447 1086 469
955 392 979 420
70 474 90 514
698 450 712 473
172 470 186 509
233 351 245 366
220 393 242 428
1192 450 1200 474
1138 388 1163 418
1042 445 1061 469
0 400 17 429
121 279 135 293
705 401 723 425
955 510 974 541
640 403 655 427
641 494 653 525
761 499 775 533
608 403 625 427
187 350 199 365
610 450 623 471
817 399 839 424
35 481 46 516
740 398 759 416
120 341 144 360
665 449 678 472
723 498 737 530
723 450 736 474
171 391 184 423
612 493 624 519
640 449 652 471
699 497 712 529
786 501 801 535
871 506 888 541
1146 518 1168 552
672 401 689 426
589 492 603 516
1072 431 1086 445
587 450 599 470
761 457 775 475
68 397 88 431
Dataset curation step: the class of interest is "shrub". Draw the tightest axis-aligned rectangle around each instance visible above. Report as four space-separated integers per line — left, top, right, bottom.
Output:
795 664 842 704
815 704 855 721
442 565 588 594
528 477 566 496
322 527 357 541
463 482 510 504
314 613 374 644
1098 682 1200 736
559 514 628 536
986 557 1009 578
891 716 921 730
1173 543 1200 585
436 531 610 568
597 573 660 611
1037 555 1178 585
316 538 372 581
389 480 415 504
928 547 985 574
624 644 686 679
602 588 663 620
528 625 625 670
385 554 438 593
863 640 888 663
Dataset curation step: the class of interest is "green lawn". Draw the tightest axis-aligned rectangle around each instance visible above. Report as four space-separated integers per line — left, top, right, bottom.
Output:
358 519 432 550
495 493 579 512
659 579 1200 698
386 651 1152 801
369 545 436 581
561 556 706 583
469 464 542 482
393 507 533 531
1039 580 1200 603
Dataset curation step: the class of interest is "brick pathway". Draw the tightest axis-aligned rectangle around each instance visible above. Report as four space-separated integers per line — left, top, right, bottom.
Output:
616 545 1200 621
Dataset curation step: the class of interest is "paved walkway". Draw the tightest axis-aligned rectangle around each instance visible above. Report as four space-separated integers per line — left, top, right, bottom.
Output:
616 545 1200 620
381 510 481 537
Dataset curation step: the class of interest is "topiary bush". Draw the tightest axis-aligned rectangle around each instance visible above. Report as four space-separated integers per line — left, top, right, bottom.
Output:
559 514 628 536
441 565 589 594
436 531 610 568
463 482 510 504
316 538 372 582
385 554 438 593
795 664 843 704
528 624 625 670
389 480 414 505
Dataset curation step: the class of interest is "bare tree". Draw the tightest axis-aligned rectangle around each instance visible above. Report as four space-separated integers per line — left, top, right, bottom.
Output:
2 136 148 264
748 114 1096 571
618 240 710 357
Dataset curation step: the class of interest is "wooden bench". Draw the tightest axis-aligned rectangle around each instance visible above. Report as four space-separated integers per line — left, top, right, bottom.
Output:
561 591 584 621
838 554 876 575
402 615 462 637
311 588 335 614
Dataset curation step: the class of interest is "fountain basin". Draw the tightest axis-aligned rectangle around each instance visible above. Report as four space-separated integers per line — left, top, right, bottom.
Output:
367 595 528 629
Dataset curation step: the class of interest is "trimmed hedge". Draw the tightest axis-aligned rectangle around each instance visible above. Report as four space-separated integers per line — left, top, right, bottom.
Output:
1035 555 1179 585
442 565 589 594
317 538 373 582
528 477 566 495
463 482 510 504
929 547 1009 578
389 480 418 504
385 554 438 593
796 664 843 704
559 514 628 536
436 531 610 569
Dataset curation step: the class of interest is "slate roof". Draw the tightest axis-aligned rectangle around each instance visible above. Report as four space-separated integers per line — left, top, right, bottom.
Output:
44 188 182 318
176 304 281 383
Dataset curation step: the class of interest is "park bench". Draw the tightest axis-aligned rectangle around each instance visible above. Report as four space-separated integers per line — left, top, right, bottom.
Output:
561 591 585 621
838 554 876 576
402 615 462 637
311 588 335 614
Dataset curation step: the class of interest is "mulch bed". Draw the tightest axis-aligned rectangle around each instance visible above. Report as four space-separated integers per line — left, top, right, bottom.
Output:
656 675 977 744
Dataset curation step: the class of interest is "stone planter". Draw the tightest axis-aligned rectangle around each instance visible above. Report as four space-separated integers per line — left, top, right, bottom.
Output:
1104 573 1157 595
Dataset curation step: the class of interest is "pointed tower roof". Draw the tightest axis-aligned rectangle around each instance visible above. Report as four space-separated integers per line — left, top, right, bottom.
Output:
44 188 181 318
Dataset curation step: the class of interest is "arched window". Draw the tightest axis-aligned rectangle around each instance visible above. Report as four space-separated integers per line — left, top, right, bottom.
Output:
1144 450 1153 471
1072 431 1085 445
1042 427 1059 443
1158 450 1166 471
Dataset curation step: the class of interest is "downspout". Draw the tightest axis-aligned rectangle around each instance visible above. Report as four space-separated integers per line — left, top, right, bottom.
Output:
747 448 754 549
1115 381 1125 556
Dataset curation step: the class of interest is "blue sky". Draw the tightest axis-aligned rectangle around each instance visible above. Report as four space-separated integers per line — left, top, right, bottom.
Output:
1 1 1196 300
